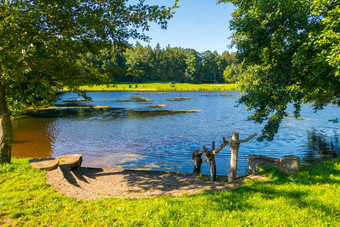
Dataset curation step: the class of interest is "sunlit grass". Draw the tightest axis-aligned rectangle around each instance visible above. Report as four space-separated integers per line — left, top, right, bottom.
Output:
1 158 339 226
64 83 238 92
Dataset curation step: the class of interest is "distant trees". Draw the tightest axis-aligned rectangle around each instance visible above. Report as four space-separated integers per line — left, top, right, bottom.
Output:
89 42 239 83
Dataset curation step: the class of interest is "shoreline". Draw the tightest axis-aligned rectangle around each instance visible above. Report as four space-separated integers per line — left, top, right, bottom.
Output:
61 83 238 92
46 165 252 199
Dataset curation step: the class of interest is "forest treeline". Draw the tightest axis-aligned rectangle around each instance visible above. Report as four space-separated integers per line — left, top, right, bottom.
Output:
86 43 240 84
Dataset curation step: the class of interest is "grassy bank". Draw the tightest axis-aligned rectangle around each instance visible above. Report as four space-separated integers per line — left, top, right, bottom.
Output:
64 83 238 92
1 159 339 226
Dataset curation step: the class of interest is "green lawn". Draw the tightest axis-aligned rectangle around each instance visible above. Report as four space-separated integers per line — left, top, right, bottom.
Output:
64 83 238 92
1 159 339 226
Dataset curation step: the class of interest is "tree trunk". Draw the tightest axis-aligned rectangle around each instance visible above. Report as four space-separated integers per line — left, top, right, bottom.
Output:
0 84 12 164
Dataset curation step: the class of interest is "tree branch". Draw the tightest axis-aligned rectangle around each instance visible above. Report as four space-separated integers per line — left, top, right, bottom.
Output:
213 136 229 154
231 133 257 144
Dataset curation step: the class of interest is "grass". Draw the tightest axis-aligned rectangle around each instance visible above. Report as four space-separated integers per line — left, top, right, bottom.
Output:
64 83 238 92
1 158 340 226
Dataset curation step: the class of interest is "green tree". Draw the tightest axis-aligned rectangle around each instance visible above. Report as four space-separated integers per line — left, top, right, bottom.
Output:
153 43 163 80
0 0 177 163
184 49 202 83
223 65 233 83
223 62 243 83
201 51 220 83
161 46 186 81
85 47 127 82
221 0 339 140
221 51 237 66
125 43 146 81
141 45 156 81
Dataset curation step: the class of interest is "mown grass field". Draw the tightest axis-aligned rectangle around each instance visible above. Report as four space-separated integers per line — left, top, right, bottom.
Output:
1 158 339 226
64 83 238 92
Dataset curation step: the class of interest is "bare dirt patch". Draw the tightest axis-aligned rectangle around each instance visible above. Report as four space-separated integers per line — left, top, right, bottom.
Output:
46 166 250 200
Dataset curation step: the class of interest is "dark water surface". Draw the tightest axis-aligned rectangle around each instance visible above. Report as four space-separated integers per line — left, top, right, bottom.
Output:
12 91 340 176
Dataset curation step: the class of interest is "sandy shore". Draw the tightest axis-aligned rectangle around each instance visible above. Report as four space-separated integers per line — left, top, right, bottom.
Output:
46 166 251 200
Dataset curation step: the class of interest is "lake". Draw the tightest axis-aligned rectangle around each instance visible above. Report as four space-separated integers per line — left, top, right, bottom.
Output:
12 91 340 176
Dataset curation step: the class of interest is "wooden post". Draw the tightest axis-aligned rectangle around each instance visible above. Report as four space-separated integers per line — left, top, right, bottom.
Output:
192 150 203 174
228 132 240 182
228 132 257 182
203 146 216 182
209 154 216 181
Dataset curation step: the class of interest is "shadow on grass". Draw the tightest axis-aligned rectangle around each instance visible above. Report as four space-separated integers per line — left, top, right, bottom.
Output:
199 159 340 215
48 158 340 215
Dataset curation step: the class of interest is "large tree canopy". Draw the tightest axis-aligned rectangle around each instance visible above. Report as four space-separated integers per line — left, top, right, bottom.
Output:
0 0 178 163
220 0 339 140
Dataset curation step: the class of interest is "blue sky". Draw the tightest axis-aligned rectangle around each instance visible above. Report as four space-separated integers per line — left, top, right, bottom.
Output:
136 0 236 54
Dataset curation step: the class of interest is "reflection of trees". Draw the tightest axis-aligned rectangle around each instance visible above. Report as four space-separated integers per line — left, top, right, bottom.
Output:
304 129 340 164
12 118 56 158
29 107 124 119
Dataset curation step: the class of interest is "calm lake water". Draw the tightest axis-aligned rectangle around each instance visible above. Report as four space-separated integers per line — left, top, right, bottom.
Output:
12 91 340 176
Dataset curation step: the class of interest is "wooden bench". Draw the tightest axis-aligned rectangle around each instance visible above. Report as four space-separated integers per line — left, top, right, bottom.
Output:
29 154 82 171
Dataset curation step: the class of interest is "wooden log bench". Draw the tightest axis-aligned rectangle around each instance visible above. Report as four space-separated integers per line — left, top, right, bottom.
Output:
29 154 82 171
29 158 59 171
247 154 300 174
247 155 279 173
56 154 83 169
277 155 300 174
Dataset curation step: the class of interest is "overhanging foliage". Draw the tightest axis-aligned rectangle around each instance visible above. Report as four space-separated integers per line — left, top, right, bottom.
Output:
220 0 340 140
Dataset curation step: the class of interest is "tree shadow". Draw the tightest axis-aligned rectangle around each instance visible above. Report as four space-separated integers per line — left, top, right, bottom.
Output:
54 166 238 197
51 157 340 216
184 159 340 218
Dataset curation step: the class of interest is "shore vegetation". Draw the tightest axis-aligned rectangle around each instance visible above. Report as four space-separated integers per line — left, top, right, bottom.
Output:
66 83 238 92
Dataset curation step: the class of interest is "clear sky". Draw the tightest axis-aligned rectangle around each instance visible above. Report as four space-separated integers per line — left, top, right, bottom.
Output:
135 0 236 54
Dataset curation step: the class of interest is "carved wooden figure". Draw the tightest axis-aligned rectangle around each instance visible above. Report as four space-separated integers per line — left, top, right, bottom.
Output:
192 150 203 174
202 137 229 181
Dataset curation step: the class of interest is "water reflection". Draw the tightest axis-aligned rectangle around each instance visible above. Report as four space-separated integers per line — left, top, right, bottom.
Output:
28 107 125 119
303 129 340 164
12 117 56 158
127 109 201 119
11 91 340 176
27 106 201 120
90 153 185 172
